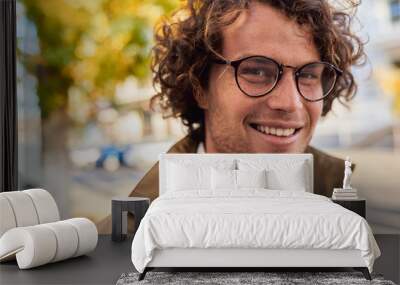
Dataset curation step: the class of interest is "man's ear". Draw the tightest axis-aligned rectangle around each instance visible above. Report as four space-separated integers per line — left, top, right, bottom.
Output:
194 89 209 110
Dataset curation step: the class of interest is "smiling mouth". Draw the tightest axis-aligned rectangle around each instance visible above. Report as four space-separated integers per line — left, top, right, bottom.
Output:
249 123 301 138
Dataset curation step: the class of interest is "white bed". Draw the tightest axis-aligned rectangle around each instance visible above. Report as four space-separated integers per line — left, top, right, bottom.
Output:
131 154 380 280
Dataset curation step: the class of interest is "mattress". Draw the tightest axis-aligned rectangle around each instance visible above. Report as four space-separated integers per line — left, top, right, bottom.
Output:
131 190 380 273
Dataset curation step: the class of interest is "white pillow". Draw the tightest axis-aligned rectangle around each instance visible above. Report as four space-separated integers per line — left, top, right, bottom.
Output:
211 168 268 190
236 169 267 188
211 168 236 190
237 159 308 192
167 162 211 191
166 158 236 193
267 168 306 191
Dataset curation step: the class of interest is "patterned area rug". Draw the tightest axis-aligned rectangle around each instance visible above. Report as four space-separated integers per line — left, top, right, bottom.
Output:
116 271 396 285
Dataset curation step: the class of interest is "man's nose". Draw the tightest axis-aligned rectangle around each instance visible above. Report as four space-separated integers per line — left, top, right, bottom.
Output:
264 72 303 113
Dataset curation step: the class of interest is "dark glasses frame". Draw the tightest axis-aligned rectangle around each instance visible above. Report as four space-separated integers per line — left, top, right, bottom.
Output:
213 55 343 102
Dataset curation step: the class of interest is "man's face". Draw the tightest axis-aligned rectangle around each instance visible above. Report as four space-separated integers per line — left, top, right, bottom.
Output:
199 2 323 153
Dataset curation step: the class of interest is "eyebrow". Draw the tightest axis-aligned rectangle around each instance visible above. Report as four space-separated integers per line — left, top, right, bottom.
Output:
233 53 320 66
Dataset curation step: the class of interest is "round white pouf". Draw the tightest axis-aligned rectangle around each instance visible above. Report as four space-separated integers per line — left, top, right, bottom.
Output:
42 221 79 262
23 189 60 224
0 196 17 237
64 218 98 257
0 226 57 269
0 218 98 269
0 192 39 227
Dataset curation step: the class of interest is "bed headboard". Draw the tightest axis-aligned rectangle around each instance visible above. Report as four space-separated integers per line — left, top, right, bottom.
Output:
159 153 314 195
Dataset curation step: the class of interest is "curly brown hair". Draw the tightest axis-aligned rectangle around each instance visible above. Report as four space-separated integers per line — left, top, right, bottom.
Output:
150 0 365 140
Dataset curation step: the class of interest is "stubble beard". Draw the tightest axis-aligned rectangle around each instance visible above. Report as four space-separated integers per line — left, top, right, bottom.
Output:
205 110 251 153
205 110 312 154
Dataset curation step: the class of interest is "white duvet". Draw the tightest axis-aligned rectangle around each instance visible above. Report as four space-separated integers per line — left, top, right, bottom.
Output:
131 190 380 273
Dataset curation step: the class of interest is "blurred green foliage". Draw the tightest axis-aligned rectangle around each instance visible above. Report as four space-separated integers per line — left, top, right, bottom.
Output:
21 0 179 119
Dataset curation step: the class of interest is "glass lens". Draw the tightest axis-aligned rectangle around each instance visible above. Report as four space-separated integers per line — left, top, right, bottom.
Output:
297 63 337 100
236 57 279 96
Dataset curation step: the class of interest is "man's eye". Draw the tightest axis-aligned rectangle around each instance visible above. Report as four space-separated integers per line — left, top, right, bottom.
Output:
239 67 276 83
241 68 268 76
299 72 319 80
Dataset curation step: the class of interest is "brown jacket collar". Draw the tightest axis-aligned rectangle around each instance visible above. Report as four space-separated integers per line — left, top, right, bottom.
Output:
129 134 350 200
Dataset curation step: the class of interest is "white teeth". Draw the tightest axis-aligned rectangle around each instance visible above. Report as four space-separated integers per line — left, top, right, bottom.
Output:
283 129 292 136
254 125 296 137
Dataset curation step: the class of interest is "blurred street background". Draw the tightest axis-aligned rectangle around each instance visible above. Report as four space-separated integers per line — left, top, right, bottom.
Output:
16 0 400 233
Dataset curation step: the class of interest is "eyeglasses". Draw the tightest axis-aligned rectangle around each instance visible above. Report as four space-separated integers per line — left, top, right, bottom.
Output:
213 55 343 102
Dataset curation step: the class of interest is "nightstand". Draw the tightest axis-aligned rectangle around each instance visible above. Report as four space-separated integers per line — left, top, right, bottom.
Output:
112 197 150 242
331 198 366 218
